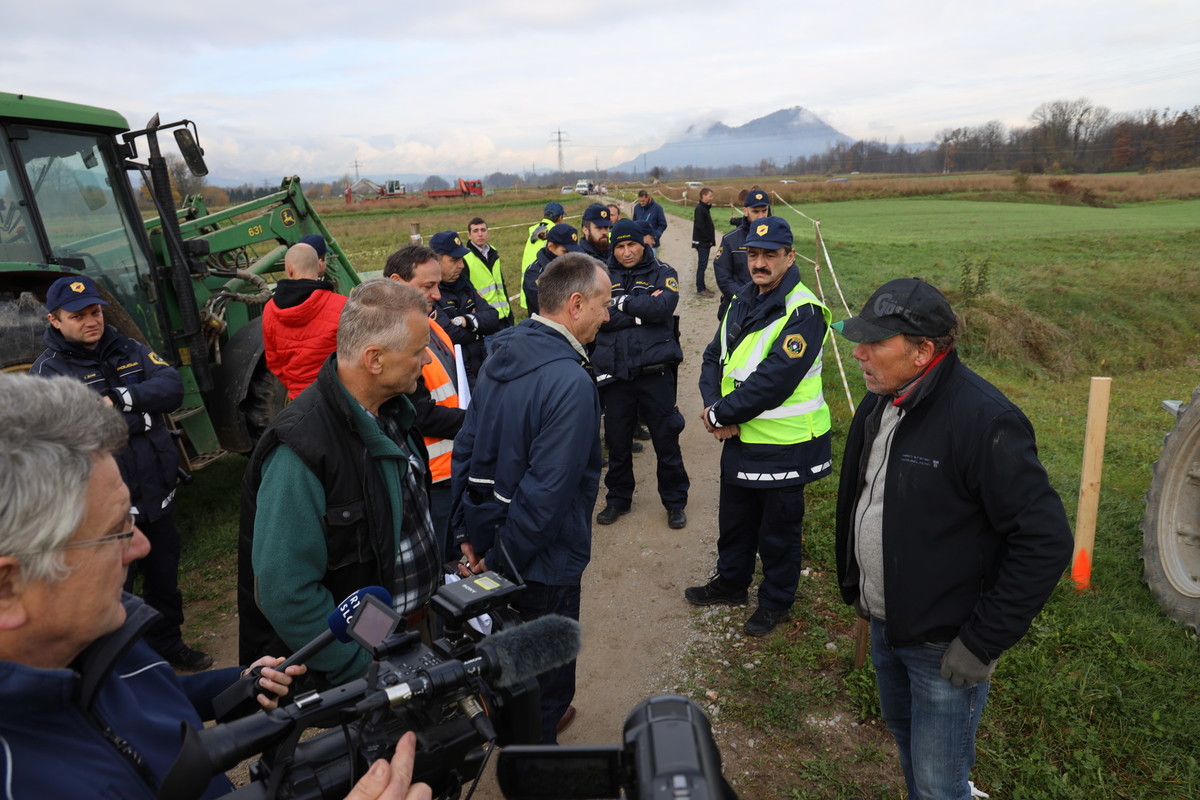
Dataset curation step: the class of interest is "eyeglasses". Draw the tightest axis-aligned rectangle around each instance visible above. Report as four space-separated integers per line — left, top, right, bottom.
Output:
12 528 135 558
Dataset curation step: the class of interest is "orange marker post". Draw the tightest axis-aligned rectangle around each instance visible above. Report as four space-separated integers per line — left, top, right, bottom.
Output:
1072 377 1112 591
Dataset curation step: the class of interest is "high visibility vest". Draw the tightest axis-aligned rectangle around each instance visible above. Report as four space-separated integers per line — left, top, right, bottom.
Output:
423 320 459 482
520 218 553 307
719 282 832 445
464 249 511 319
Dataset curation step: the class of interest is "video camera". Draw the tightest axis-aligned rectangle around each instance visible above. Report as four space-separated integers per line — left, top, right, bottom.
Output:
161 572 734 800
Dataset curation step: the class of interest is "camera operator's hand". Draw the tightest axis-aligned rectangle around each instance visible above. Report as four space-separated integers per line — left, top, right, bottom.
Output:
243 656 308 710
344 731 431 800
460 542 487 576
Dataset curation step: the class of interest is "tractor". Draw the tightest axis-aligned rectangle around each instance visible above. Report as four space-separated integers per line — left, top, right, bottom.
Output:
0 92 361 470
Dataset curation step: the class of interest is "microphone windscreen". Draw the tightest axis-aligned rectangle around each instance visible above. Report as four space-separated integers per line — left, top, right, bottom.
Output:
326 586 393 642
486 614 582 688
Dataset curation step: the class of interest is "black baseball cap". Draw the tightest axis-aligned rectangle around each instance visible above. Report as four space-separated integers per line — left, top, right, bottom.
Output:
546 223 584 252
582 203 613 227
299 233 327 259
743 216 792 250
429 230 470 258
542 201 565 218
744 190 769 208
46 275 108 313
833 278 955 343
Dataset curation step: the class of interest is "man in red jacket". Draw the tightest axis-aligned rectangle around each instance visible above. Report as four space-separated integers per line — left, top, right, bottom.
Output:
263 239 348 398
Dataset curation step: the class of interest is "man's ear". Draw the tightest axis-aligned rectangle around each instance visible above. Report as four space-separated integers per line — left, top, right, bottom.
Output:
361 344 385 375
913 339 938 370
0 558 30 632
46 311 61 331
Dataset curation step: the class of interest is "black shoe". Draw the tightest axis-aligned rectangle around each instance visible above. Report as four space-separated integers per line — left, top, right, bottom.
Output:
596 504 630 525
743 606 792 636
633 424 651 441
166 645 214 672
631 441 645 454
684 574 748 607
667 509 687 529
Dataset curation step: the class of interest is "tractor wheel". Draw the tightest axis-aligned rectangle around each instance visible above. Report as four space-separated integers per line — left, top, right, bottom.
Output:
1141 385 1200 632
0 294 49 372
239 360 287 449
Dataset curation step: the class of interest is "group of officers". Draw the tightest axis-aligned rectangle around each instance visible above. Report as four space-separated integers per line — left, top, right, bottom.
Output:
0 186 1074 800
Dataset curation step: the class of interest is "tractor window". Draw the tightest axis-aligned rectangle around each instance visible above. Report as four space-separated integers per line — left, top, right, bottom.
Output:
12 128 153 299
0 146 39 264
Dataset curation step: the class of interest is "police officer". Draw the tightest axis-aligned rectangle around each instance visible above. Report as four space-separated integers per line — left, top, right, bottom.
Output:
713 189 771 321
579 203 614 259
522 223 585 315
686 217 832 636
429 231 501 388
521 201 566 306
463 217 513 328
593 219 689 529
31 275 212 670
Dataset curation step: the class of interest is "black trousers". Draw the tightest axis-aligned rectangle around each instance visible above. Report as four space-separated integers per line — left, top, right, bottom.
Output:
124 511 186 655
716 480 807 610
694 246 712 291
600 371 689 510
512 581 581 744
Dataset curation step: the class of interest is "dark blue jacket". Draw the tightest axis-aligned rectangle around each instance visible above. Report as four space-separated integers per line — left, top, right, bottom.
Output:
521 246 558 316
699 266 832 488
632 199 668 246
449 321 601 585
592 251 682 383
0 596 239 799
713 218 751 320
835 349 1072 662
434 273 501 384
32 326 183 523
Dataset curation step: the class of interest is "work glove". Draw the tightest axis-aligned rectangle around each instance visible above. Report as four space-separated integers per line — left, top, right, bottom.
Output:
939 636 997 686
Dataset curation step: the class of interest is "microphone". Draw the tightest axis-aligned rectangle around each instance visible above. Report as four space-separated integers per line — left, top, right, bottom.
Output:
212 586 392 722
360 614 582 712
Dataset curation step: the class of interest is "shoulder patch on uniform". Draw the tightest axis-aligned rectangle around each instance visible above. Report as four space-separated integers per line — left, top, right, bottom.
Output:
783 334 807 359
665 277 679 292
148 351 169 366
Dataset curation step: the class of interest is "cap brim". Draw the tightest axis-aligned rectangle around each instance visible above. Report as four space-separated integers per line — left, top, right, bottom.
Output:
563 244 585 253
446 246 470 258
744 239 787 250
55 296 108 312
832 316 900 343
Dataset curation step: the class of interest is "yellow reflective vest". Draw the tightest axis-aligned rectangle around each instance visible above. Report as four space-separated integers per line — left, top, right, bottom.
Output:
719 282 832 445
463 247 511 320
520 218 553 308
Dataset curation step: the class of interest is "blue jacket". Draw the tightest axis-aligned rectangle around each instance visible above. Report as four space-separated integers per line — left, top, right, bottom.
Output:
632 199 668 246
449 320 601 585
713 218 751 320
32 326 183 523
434 273 501 385
592 251 682 383
521 246 558 316
0 596 239 799
699 265 832 488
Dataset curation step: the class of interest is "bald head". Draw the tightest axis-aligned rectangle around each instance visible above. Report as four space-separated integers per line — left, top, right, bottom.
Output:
285 243 322 279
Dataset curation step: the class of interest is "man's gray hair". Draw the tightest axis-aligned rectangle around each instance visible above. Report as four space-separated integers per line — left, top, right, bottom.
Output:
337 278 428 361
538 253 609 313
0 373 127 582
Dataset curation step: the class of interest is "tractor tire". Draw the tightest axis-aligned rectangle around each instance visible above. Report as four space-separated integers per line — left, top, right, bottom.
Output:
0 294 49 372
1141 384 1200 632
239 360 287 449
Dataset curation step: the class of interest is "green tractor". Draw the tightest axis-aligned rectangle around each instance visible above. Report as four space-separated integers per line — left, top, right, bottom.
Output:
0 92 360 468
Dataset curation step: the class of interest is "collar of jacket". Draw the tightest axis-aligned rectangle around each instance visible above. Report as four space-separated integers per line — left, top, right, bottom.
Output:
43 324 122 362
314 354 416 435
74 594 159 710
892 347 957 410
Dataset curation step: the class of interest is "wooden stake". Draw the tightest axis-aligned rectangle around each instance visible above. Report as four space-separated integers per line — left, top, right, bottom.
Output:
1072 377 1112 591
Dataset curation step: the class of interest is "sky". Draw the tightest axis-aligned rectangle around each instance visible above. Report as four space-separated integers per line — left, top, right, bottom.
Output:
7 1 1197 185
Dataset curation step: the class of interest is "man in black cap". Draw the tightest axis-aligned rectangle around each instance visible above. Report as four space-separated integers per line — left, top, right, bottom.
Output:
521 223 585 316
832 278 1072 799
31 275 212 671
593 219 689 530
632 190 667 249
713 189 771 320
686 217 831 636
521 201 566 302
429 230 501 387
579 203 614 259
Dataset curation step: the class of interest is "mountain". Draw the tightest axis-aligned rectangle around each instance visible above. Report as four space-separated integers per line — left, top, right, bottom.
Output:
611 107 852 174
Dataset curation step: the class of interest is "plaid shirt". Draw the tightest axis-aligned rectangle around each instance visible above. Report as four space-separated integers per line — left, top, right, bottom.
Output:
378 414 441 618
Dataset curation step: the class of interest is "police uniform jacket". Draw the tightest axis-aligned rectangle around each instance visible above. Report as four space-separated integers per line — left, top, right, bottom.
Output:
713 217 751 305
835 348 1073 663
699 265 832 488
521 245 558 316
433 273 501 381
32 326 183 523
592 251 682 383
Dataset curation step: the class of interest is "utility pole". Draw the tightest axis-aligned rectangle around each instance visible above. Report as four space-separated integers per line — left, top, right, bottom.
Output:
550 129 569 176
351 160 362 181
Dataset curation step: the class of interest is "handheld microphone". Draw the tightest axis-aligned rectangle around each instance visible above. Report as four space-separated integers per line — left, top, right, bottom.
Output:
212 586 393 722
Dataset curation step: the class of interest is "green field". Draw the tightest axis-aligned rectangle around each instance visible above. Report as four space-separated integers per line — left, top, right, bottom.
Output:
178 184 1200 799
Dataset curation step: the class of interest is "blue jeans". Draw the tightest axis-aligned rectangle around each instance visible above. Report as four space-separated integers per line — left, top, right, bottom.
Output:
870 618 989 800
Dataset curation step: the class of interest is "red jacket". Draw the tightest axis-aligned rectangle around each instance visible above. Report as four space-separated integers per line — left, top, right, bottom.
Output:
263 281 347 399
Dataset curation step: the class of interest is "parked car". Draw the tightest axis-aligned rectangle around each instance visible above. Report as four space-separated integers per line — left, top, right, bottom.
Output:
575 179 591 195
561 185 573 194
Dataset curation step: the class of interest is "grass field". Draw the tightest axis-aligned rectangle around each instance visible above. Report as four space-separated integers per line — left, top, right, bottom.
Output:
177 175 1200 799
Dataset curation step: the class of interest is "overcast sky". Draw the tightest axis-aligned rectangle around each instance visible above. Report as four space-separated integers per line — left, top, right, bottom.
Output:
8 1 1197 183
